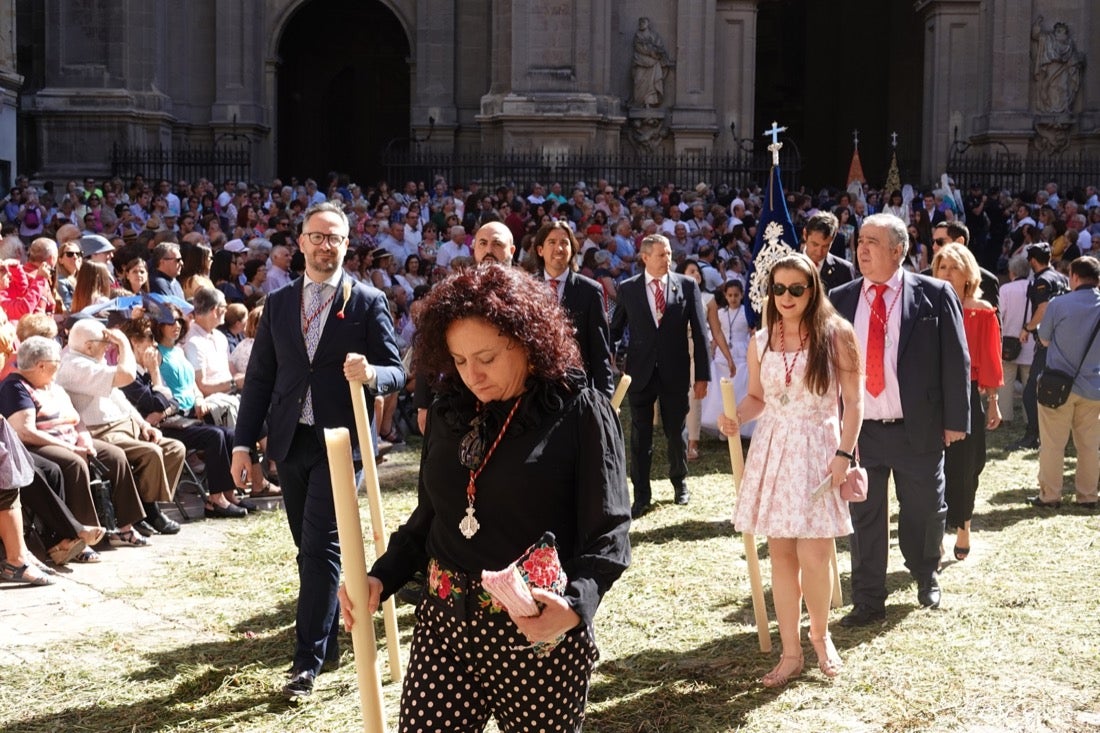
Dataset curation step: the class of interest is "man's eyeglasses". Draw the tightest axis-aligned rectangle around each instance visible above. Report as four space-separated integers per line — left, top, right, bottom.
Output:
933 238 949 246
303 232 346 247
161 256 181 262
771 283 812 297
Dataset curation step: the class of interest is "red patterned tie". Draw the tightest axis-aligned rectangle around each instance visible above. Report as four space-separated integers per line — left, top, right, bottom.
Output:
549 278 560 294
866 284 887 397
652 279 666 318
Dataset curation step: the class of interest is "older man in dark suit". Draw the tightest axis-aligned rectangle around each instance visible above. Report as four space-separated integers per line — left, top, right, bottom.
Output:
801 211 856 292
232 201 405 699
533 221 614 396
829 213 970 625
611 234 709 517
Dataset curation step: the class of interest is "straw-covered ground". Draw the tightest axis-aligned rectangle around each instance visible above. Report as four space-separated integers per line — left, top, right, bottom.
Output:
2 404 1098 732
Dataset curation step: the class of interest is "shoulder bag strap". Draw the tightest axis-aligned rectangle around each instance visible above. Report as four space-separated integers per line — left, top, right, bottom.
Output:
1068 310 1100 379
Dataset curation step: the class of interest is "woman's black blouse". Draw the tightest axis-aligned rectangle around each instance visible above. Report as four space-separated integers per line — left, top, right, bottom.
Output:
370 383 631 630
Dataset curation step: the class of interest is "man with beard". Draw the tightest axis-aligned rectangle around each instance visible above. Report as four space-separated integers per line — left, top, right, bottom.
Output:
232 201 405 700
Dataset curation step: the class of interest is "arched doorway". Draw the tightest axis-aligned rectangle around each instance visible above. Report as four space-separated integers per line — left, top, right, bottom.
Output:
754 0 924 192
276 0 410 186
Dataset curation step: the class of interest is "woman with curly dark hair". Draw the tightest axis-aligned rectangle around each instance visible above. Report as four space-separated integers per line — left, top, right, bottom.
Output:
340 264 631 732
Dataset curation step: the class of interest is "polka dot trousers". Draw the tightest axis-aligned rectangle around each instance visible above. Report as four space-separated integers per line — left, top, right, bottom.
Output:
398 563 599 732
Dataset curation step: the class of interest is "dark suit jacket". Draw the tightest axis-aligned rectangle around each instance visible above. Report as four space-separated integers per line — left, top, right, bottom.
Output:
234 274 406 462
820 253 856 293
830 270 971 453
559 271 615 397
609 272 710 393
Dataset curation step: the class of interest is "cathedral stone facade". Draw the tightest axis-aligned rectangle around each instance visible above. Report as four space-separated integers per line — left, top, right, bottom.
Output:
3 0 1097 190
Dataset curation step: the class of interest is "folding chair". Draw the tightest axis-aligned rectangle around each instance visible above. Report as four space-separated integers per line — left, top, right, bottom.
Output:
173 449 209 521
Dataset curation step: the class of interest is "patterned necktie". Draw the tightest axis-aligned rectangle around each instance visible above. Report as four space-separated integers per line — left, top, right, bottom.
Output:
652 278 666 319
866 284 888 397
549 278 560 298
301 282 325 424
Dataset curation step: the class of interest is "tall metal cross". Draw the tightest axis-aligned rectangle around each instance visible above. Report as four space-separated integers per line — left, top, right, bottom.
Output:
891 131 898 148
763 121 787 166
852 129 860 148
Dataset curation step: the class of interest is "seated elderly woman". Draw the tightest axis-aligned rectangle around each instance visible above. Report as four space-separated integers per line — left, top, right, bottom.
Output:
0 336 150 547
118 316 266 518
55 319 186 537
2 417 80 582
14 438 106 566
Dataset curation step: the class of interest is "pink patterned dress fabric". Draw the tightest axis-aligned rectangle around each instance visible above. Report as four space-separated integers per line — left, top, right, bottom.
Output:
733 329 854 538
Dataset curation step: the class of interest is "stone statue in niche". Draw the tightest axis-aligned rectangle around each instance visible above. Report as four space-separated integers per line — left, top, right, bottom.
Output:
1031 16 1086 116
631 17 674 108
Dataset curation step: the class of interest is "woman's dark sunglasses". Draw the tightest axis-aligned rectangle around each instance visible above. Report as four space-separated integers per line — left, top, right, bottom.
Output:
771 282 812 297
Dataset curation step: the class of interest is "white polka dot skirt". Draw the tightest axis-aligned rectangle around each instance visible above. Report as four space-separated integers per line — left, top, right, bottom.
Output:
399 560 600 732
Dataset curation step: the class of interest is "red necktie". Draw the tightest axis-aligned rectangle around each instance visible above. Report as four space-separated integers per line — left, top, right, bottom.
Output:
866 284 887 397
549 278 560 293
652 279 666 318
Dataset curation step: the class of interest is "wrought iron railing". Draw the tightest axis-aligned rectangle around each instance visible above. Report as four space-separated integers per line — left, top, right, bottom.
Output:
110 144 251 184
382 147 801 194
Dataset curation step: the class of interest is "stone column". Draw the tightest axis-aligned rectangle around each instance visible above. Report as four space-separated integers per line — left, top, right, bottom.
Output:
669 0 718 154
715 0 758 154
478 0 625 152
916 0 983 178
0 0 22 186
412 0 457 150
23 0 174 179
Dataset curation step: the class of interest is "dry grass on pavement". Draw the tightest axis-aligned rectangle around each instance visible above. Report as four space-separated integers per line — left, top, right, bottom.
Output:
1 406 1098 732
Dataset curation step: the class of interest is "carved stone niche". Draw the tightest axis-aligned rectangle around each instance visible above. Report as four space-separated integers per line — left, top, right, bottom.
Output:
1032 118 1073 155
627 108 669 155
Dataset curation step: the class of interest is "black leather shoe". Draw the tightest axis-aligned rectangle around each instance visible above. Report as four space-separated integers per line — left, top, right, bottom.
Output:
132 520 156 537
674 484 690 505
917 575 941 609
1077 501 1098 510
205 502 247 518
322 647 340 674
1027 496 1062 509
839 604 886 627
151 514 181 534
630 502 652 519
282 669 315 700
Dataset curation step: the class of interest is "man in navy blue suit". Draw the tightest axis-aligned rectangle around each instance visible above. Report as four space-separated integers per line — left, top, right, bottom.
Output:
610 234 709 517
829 213 970 624
232 201 406 699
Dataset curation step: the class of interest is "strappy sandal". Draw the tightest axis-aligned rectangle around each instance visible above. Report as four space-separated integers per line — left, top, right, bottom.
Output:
109 528 150 548
811 634 843 678
0 561 53 586
761 654 804 688
73 547 102 563
48 538 87 566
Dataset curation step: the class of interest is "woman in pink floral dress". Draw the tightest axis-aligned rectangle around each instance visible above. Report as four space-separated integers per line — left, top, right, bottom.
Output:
719 253 864 688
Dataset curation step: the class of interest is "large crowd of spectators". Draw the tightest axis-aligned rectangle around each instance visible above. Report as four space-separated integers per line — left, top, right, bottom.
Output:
0 168 1097 584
